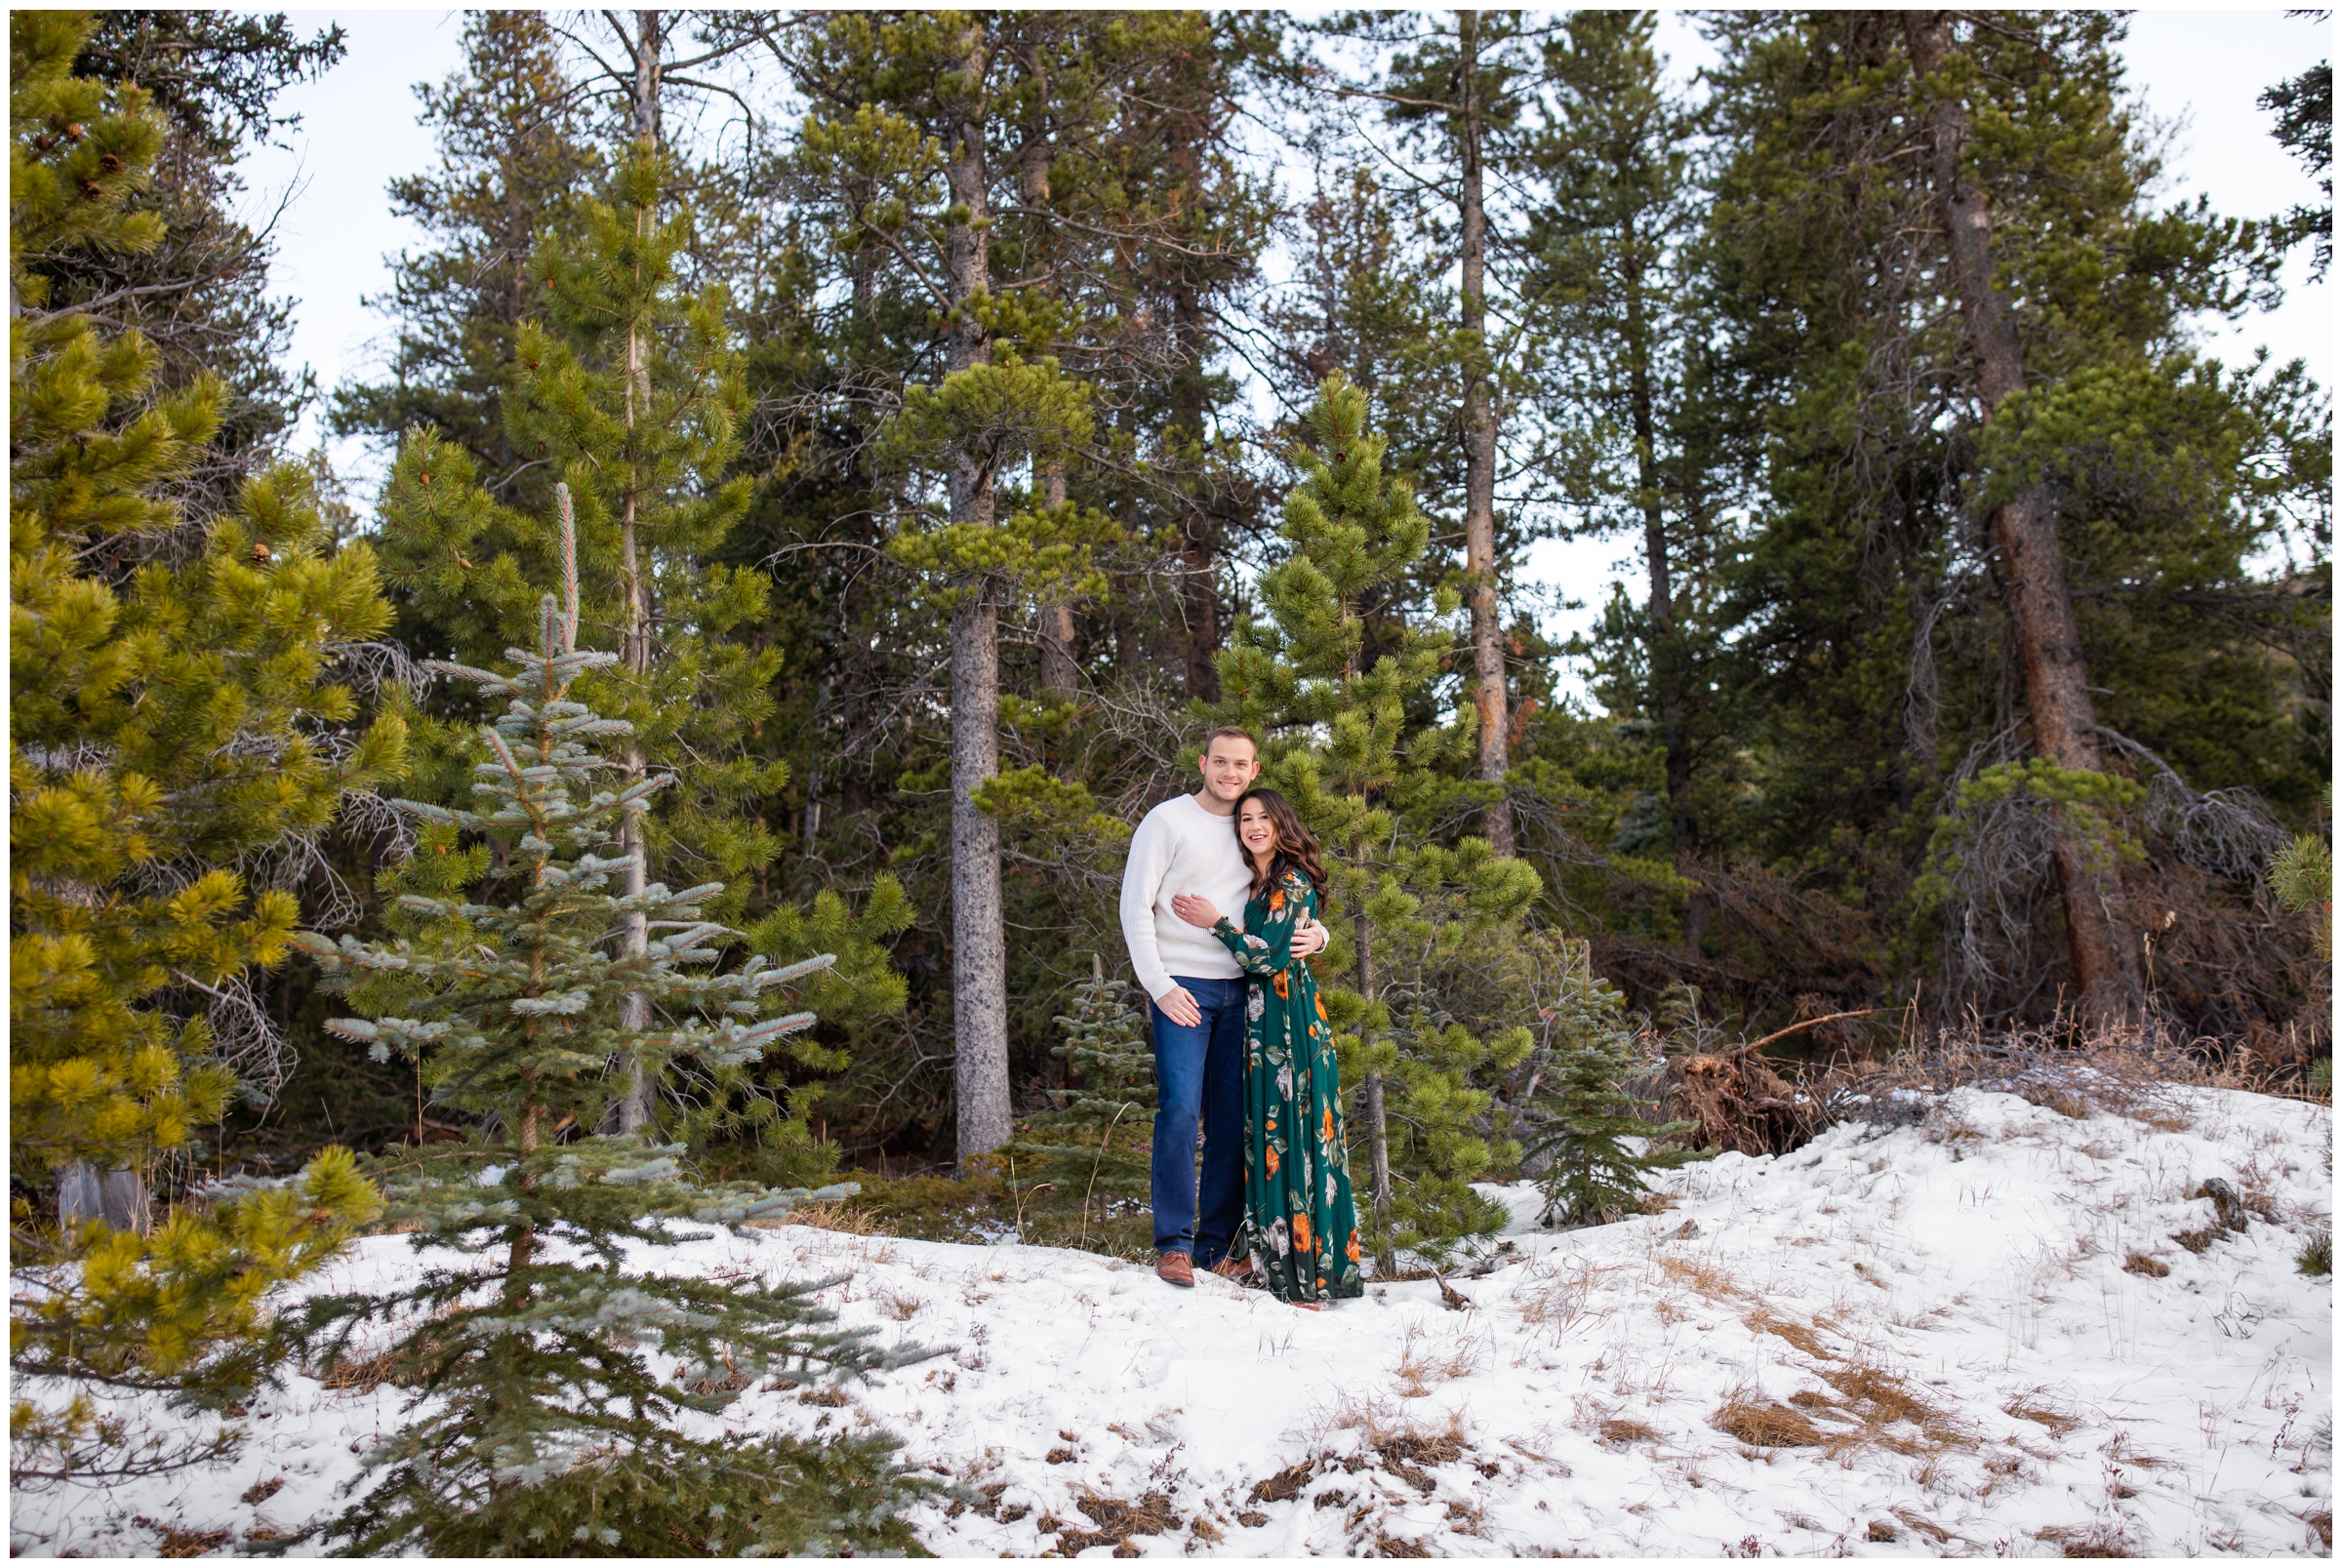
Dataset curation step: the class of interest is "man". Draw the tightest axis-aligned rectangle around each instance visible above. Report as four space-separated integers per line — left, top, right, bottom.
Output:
1119 725 1326 1288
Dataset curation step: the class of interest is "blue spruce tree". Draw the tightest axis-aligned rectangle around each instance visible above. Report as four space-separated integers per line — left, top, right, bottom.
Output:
287 494 935 1554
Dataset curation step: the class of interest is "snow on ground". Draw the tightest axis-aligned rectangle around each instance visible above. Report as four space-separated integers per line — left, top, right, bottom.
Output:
13 1084 2331 1558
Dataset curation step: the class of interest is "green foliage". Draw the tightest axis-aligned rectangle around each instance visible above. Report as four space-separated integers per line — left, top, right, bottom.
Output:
1219 375 1543 1270
330 11 592 484
1520 944 1706 1226
1010 955 1158 1246
383 143 782 925
2299 1228 2332 1277
2269 811 2331 963
287 506 934 1554
10 9 391 1487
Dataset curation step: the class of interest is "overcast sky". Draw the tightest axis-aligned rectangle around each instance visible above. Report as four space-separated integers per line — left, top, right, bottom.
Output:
242 9 2333 678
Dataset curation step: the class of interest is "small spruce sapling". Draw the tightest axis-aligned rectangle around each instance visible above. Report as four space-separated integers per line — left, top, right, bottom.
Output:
286 497 935 1555
1523 944 1705 1226
1013 956 1157 1248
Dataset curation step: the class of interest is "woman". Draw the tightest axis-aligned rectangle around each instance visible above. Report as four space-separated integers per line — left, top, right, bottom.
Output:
1169 788 1363 1308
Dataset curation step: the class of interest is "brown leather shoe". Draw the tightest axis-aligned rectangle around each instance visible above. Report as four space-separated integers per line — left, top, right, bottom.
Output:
1207 1257 1257 1286
1155 1251 1194 1288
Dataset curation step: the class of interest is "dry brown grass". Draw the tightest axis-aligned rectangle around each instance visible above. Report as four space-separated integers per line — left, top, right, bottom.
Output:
2170 1226 2222 1255
1813 1363 1968 1457
873 1289 923 1321
1711 1387 1825 1448
1512 1256 1619 1341
1658 1255 1739 1303
135 1518 232 1559
1597 1418 1661 1447
1391 1323 1480 1398
1745 1307 1833 1358
2002 1391 2082 1437
2121 1252 2170 1277
756 1199 888 1235
2036 1522 2134 1557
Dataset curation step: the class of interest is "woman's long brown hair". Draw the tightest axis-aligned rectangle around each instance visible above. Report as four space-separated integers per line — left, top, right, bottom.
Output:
1233 787 1328 901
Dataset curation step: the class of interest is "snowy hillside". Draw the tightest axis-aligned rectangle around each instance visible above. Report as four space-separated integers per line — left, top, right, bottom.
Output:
13 1084 2330 1558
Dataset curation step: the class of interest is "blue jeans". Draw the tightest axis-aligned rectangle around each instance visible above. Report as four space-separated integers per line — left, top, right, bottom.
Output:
1149 975 1248 1266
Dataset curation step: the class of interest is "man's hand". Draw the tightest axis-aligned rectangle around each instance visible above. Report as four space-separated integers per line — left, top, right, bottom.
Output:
1292 916 1329 959
1155 985 1201 1028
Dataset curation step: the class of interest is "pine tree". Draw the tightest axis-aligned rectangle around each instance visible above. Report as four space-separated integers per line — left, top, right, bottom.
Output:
1013 955 1157 1247
1219 374 1543 1273
11 8 390 1485
330 9 591 488
287 501 934 1555
1520 943 1704 1226
378 144 903 1142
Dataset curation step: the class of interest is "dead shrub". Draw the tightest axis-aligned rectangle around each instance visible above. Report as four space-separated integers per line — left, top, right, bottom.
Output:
874 1289 923 1321
1668 1047 1812 1157
1711 1388 1824 1447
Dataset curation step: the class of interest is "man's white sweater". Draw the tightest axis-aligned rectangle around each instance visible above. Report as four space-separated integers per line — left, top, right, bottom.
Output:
1119 792 1254 1002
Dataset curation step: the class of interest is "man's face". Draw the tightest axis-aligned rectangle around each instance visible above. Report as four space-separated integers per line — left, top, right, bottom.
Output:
1197 738 1260 804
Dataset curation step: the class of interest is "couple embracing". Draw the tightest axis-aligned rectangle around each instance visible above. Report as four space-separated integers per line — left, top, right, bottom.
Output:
1117 725 1363 1310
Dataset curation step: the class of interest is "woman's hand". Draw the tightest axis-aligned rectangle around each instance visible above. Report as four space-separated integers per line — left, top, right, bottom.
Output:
1169 893 1221 929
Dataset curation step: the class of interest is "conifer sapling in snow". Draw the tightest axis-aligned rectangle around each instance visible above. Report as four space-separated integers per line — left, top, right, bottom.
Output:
287 497 934 1555
1522 944 1704 1226
1014 955 1157 1245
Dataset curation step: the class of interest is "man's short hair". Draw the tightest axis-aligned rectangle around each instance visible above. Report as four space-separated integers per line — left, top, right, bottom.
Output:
1201 723 1260 757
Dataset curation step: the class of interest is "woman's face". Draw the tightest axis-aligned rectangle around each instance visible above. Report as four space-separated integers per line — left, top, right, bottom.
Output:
1238 799 1278 861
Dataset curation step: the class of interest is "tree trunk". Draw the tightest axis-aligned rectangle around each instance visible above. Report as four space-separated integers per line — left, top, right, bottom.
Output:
630 11 662 145
1624 247 1696 858
58 1163 148 1233
1455 12 1513 856
1903 10 2138 1019
944 26 1013 1164
615 173 657 1133
1355 886 1394 1277
1037 461 1079 697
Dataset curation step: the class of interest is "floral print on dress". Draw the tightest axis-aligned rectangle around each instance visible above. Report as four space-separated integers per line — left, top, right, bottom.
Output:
1211 869 1364 1305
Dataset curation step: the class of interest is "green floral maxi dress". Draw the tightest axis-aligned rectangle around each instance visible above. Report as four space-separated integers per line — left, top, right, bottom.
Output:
1212 870 1364 1304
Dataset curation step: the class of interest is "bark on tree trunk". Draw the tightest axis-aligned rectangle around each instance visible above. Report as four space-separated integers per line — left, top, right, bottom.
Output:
1356 890 1394 1277
1903 10 2138 1018
1172 285 1222 703
631 11 661 145
1037 461 1079 697
58 1163 149 1233
1624 252 1697 858
1456 12 1513 857
614 172 657 1131
945 27 1014 1164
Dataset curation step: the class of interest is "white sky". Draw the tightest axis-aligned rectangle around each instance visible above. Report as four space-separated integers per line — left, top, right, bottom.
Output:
242 8 2332 685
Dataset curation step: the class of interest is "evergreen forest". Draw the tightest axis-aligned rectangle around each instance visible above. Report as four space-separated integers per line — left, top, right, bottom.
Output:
11 8 2330 1550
